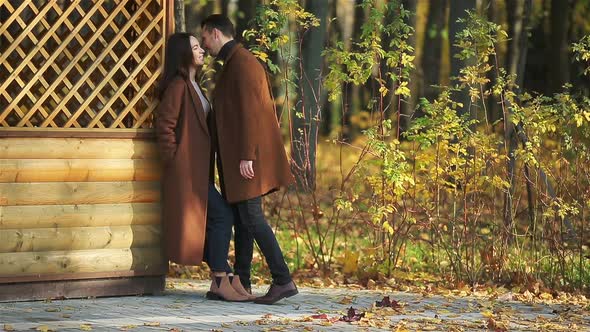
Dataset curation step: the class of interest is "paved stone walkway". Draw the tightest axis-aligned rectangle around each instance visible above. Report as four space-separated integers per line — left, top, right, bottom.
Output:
1 279 589 331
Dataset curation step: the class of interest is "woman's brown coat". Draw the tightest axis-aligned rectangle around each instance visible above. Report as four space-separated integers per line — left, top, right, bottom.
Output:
155 77 210 265
211 45 294 203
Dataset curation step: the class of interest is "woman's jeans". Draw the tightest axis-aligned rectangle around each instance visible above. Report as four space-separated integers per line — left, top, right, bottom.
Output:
203 184 233 272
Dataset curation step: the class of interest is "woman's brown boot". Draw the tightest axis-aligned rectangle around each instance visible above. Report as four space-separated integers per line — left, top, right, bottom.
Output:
230 275 256 300
206 275 250 302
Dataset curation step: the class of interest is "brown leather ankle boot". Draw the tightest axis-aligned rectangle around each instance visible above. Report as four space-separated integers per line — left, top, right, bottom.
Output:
206 275 250 302
230 275 256 300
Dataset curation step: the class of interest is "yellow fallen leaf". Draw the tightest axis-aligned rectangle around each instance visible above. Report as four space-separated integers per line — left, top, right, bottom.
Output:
35 326 53 332
395 325 409 332
3 324 15 331
338 296 354 304
80 324 92 331
119 325 137 330
342 250 359 274
539 292 553 300
481 310 494 318
45 308 60 312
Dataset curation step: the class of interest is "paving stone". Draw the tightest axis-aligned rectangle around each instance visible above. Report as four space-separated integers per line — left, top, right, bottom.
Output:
0 279 588 331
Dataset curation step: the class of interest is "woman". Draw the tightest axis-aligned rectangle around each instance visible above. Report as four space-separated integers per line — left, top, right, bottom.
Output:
155 32 252 302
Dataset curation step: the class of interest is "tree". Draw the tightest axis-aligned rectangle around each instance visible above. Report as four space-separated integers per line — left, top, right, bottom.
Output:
422 0 447 102
448 0 476 117
174 0 186 32
548 0 572 94
400 0 417 133
292 0 329 190
236 0 258 43
504 0 534 242
342 0 365 142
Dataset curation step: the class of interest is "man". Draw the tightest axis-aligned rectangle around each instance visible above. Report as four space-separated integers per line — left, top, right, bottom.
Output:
201 14 297 305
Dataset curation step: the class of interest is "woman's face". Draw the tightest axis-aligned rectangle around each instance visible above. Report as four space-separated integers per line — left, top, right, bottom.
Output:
190 36 205 67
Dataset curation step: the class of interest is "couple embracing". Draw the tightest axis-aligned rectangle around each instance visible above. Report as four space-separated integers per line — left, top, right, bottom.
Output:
155 15 297 305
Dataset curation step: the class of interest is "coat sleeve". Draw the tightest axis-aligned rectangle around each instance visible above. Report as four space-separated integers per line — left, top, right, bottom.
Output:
155 79 185 165
233 56 265 161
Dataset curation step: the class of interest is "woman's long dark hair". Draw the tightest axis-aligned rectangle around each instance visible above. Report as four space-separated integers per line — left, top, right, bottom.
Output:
156 32 196 99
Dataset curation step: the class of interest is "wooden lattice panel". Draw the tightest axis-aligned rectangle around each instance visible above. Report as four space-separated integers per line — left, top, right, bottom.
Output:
0 0 167 129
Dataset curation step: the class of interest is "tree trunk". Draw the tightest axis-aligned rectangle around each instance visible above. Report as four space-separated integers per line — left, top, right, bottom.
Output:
236 0 258 43
485 0 500 124
400 0 417 134
221 0 230 17
504 0 536 242
448 0 476 117
322 0 343 137
343 0 365 142
174 0 185 33
422 0 447 102
548 0 571 94
292 0 329 190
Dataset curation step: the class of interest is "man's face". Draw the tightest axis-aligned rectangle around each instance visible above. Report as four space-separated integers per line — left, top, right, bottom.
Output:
201 28 219 56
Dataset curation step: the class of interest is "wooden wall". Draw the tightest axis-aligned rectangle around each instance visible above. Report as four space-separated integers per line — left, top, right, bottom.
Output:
0 135 166 300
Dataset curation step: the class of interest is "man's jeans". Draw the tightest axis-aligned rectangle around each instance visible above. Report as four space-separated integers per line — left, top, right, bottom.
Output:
233 196 292 288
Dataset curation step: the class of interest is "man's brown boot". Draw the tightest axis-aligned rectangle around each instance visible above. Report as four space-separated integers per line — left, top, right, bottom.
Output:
206 275 250 302
253 280 298 305
230 275 256 300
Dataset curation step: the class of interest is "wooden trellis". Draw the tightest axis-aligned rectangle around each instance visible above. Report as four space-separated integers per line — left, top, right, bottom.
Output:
0 0 168 129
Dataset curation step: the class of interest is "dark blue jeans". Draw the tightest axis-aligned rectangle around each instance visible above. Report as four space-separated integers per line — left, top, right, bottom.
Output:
203 184 234 272
233 196 292 287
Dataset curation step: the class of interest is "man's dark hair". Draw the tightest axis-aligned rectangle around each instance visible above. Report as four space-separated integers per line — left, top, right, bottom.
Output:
201 14 235 38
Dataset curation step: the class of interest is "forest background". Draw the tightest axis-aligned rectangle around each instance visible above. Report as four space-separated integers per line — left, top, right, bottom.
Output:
169 0 590 295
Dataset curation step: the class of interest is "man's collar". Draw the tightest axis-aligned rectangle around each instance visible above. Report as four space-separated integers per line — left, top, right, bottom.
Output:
217 40 237 62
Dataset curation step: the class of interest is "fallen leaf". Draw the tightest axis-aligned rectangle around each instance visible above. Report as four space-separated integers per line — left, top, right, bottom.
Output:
143 322 160 327
80 324 92 331
310 314 328 319
338 296 354 304
35 326 53 332
119 325 137 330
375 296 402 309
45 308 60 312
342 250 359 274
340 307 365 322
3 325 14 331
487 317 508 331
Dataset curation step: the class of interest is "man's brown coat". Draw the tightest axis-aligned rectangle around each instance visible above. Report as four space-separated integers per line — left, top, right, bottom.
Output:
211 45 294 203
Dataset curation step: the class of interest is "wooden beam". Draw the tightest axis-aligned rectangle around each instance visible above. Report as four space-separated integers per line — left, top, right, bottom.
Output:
0 275 166 301
0 225 161 253
0 203 160 229
0 137 159 159
0 248 164 275
0 182 160 206
0 159 161 182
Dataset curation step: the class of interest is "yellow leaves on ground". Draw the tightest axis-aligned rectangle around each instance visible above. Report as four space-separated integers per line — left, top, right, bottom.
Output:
3 325 14 331
338 295 355 304
119 324 137 330
342 250 359 274
79 324 92 331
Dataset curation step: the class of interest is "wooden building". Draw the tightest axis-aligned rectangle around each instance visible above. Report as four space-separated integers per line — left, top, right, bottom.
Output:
0 0 174 301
